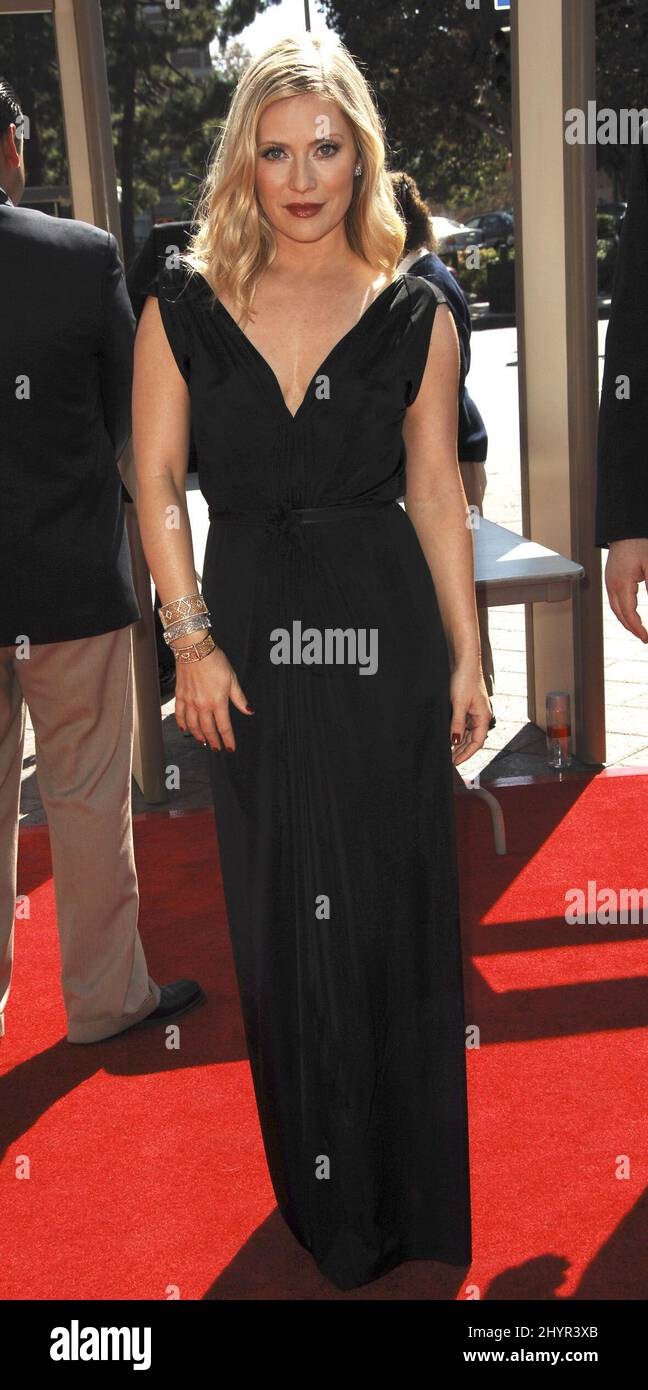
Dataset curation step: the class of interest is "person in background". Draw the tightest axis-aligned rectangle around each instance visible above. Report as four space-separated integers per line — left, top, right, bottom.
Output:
391 171 495 701
0 78 203 1042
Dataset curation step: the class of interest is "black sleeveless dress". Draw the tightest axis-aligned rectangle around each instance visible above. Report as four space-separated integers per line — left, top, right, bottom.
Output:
153 263 472 1290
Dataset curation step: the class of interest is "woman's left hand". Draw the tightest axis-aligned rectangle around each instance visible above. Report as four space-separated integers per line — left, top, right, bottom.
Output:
449 661 493 766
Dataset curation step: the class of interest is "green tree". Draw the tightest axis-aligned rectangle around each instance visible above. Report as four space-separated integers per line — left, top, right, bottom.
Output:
102 0 248 263
0 11 66 188
217 0 512 213
218 0 648 210
0 1 249 264
2 0 647 256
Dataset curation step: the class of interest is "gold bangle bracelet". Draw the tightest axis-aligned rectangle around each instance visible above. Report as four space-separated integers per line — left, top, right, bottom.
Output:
158 593 208 630
173 633 217 664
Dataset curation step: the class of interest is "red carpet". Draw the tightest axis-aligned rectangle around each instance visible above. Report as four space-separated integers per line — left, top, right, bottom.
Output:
1 770 646 1300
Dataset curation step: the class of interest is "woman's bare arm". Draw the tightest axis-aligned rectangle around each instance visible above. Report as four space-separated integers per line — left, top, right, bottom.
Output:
132 297 252 751
403 303 478 666
402 303 490 762
132 296 195 597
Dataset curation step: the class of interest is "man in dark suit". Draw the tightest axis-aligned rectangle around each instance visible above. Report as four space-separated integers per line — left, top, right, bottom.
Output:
0 78 202 1042
596 120 648 646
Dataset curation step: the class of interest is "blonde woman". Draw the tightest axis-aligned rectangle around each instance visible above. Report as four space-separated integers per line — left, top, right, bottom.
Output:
133 34 490 1291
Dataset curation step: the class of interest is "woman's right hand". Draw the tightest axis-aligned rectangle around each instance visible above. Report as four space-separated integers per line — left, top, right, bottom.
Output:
173 643 254 752
604 539 648 642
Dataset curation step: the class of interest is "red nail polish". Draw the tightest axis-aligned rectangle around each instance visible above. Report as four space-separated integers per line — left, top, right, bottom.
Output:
451 732 461 746
246 705 255 713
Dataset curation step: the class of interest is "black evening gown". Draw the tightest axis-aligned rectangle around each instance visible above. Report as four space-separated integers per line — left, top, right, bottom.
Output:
152 262 472 1290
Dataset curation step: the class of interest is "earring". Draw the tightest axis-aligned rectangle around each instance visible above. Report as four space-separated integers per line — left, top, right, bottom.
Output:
354 163 362 177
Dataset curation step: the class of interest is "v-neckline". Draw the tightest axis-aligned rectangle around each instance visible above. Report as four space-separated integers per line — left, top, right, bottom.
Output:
197 270 405 424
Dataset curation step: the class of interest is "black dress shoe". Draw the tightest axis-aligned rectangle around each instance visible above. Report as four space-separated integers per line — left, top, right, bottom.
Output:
118 980 206 1036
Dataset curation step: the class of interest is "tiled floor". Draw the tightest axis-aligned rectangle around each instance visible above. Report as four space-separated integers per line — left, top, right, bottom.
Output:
18 316 648 826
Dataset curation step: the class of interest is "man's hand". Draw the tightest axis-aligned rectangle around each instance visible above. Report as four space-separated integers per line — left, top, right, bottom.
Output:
604 539 648 642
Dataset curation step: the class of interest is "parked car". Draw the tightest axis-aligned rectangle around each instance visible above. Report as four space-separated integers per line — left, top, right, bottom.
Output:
431 216 480 254
463 210 514 249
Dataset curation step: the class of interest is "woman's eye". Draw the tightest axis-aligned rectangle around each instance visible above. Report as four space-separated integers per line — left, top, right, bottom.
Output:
259 143 341 160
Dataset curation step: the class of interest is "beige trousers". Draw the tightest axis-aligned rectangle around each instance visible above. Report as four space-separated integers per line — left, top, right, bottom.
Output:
459 459 495 698
0 626 161 1043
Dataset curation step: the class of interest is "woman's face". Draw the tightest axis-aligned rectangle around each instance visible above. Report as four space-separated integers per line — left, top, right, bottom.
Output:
254 92 359 243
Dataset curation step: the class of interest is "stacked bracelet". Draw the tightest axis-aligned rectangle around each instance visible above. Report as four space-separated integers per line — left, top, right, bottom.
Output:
162 615 212 646
174 633 217 664
158 593 209 628
158 592 217 664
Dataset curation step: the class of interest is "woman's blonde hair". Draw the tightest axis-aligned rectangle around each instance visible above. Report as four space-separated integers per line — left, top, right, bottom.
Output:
181 32 406 322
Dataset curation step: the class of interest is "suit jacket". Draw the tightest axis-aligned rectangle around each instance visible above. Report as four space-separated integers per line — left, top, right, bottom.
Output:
0 186 140 645
407 251 489 464
596 125 648 547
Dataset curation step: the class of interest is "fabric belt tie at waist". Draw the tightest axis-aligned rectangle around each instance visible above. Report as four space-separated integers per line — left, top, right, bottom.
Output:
208 499 399 526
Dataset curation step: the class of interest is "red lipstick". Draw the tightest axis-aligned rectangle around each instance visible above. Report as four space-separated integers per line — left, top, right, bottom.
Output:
284 203 324 218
